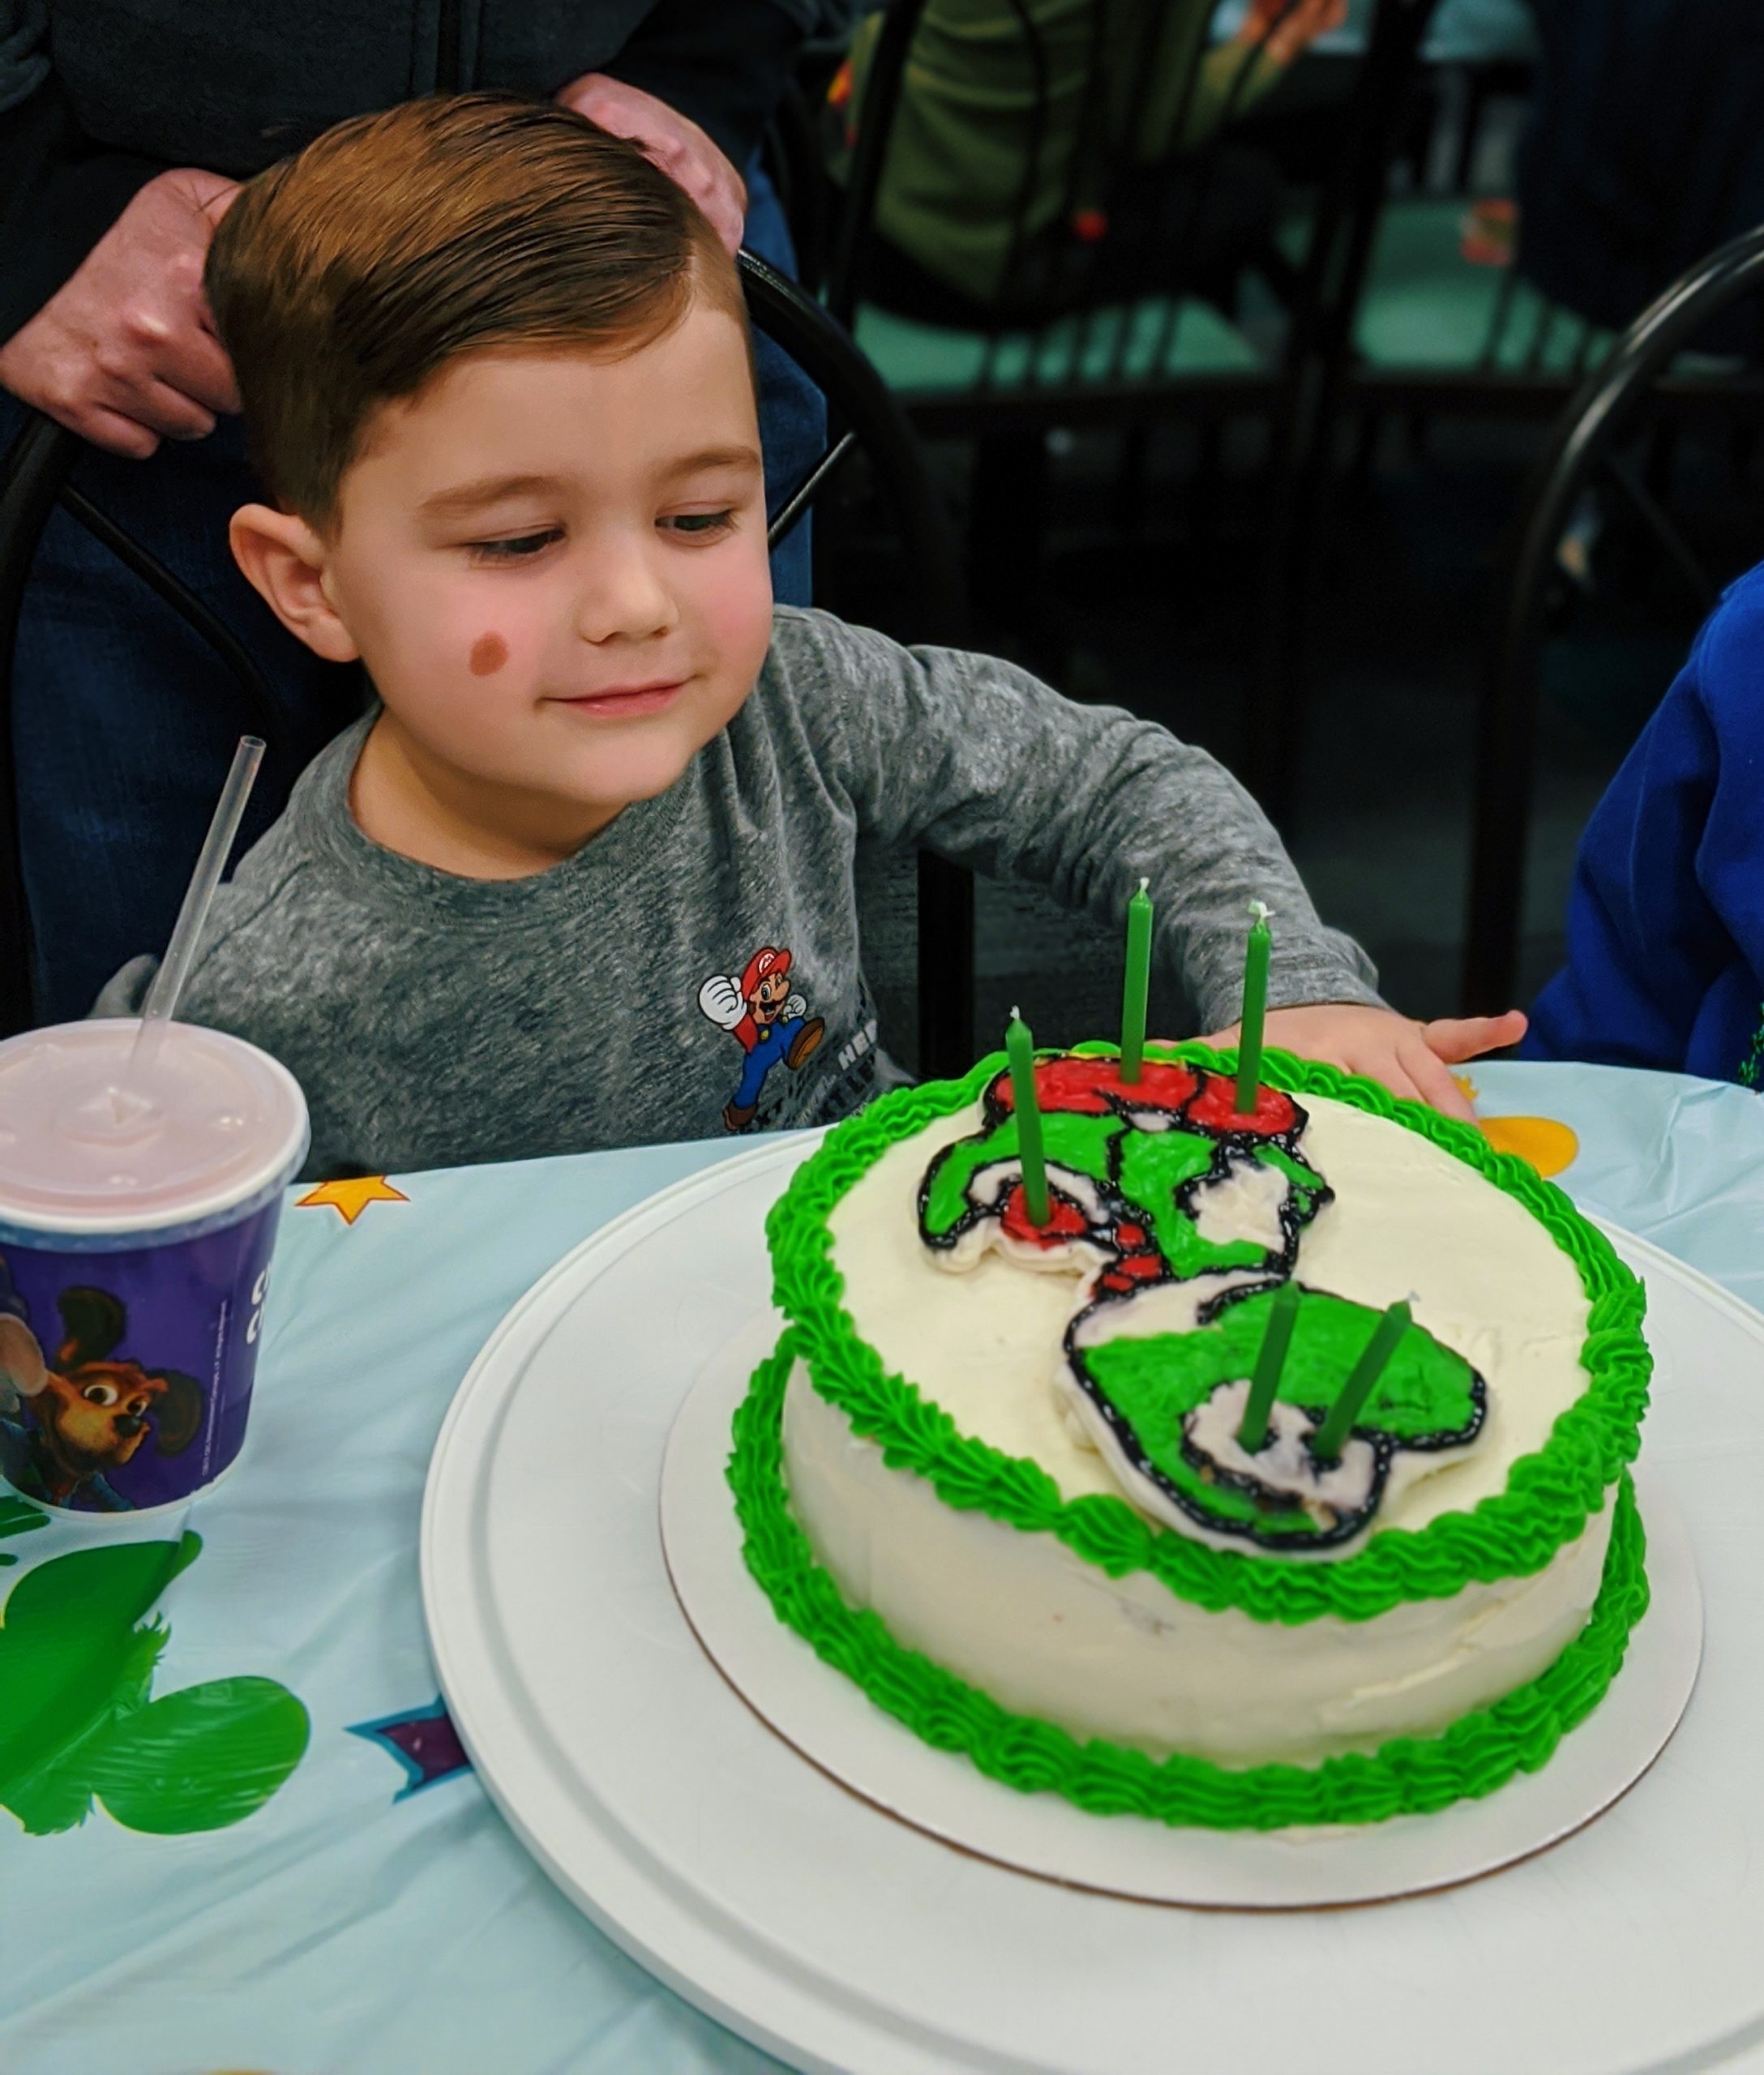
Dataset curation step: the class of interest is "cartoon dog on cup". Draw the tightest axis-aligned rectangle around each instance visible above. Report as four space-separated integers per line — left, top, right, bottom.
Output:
0 1276 203 1511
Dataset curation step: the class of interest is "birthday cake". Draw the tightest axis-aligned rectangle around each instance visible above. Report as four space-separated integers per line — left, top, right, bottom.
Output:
729 1042 1653 1829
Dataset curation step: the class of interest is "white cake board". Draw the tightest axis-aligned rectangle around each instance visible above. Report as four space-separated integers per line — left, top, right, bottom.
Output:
661 1314 1699 1909
423 1134 1764 2075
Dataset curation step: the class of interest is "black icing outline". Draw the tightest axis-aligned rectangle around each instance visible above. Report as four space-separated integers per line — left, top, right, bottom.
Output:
917 1053 1488 1552
918 1058 1329 1275
1171 1371 1490 1549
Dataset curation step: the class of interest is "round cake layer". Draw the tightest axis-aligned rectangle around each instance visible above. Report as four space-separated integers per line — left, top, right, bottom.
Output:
733 1341 1650 1829
782 1361 1614 1765
755 1045 1652 1818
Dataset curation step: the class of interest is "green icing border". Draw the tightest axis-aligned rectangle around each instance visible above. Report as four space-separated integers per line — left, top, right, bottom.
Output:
731 1335 1651 1829
726 1336 1651 1825
768 1042 1651 1627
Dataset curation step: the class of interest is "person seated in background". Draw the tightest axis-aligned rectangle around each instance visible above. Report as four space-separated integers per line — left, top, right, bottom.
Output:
827 0 1348 327
96 93 1526 1179
1516 0 1764 360
1525 563 1764 1089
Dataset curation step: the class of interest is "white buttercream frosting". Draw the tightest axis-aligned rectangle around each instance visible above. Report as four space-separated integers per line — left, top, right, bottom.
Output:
783 1363 1612 1766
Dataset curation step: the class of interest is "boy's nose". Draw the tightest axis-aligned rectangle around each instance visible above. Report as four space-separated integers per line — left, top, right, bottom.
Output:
573 535 679 645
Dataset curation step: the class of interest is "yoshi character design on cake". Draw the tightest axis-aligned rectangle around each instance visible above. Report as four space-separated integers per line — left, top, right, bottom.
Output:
918 1053 1487 1551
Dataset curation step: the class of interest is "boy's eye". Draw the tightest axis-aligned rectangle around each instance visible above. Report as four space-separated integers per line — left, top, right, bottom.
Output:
662 510 736 537
467 529 562 563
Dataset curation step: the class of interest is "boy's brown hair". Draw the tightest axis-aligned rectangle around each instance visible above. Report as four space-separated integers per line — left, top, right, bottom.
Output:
206 92 747 532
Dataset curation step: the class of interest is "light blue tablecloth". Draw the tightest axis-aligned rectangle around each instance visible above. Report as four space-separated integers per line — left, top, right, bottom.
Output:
3 1062 1762 2075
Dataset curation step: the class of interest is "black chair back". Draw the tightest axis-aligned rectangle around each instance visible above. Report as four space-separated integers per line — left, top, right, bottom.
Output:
830 0 1308 385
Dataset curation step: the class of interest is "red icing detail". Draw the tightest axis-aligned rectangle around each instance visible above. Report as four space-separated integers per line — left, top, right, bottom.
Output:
1115 1221 1146 1247
999 1182 1089 1247
991 1055 1198 1118
1111 1251 1164 1283
1184 1071 1298 1137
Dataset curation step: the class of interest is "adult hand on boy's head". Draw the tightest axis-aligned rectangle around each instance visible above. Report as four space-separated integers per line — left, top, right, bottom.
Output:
1238 0 1351 65
1198 1004 1530 1124
554 74 747 255
0 168 241 460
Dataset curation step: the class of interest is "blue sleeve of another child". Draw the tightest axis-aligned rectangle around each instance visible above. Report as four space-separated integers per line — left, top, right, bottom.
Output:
1526 563 1764 1076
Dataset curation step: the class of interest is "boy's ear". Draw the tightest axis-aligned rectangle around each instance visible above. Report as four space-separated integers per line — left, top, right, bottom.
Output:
229 504 361 664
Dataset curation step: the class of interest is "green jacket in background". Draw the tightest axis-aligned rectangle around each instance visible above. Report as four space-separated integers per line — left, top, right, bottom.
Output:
843 0 1286 307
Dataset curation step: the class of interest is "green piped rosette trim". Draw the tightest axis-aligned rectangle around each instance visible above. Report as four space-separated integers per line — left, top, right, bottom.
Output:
765 1041 1651 1628
730 1335 1651 1829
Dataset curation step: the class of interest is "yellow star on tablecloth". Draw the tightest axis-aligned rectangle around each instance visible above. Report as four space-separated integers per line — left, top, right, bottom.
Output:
1481 1115 1579 1178
295 1175 410 1225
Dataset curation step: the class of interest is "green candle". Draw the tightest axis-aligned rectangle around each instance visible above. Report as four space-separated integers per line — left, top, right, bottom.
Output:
1312 1298 1411 1462
1232 900 1272 1118
1005 1006 1050 1226
1236 1278 1302 1452
1120 877 1153 1083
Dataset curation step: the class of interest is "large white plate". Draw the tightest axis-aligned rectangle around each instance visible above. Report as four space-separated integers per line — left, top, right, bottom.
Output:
660 1312 1698 1910
422 1134 1764 2075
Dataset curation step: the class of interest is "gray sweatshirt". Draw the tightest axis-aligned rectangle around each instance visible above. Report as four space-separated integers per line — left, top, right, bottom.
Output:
96 608 1380 1179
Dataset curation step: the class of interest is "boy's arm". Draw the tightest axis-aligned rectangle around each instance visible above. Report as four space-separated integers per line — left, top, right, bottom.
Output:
797 613 1381 1035
1526 635 1735 1072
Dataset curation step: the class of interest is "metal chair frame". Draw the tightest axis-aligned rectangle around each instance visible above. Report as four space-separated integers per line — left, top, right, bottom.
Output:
828 0 1315 408
0 252 979 1070
1461 221 1764 1012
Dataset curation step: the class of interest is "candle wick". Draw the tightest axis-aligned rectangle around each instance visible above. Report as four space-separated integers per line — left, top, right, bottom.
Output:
1249 898 1273 922
1137 875 1149 895
1010 1003 1021 1022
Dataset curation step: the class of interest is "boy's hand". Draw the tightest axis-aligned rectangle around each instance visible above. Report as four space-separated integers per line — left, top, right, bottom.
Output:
0 167 241 459
1197 1005 1529 1123
554 75 747 255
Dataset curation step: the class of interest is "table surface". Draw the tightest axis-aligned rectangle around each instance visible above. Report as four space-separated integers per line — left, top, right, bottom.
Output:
3 1060 1762 2075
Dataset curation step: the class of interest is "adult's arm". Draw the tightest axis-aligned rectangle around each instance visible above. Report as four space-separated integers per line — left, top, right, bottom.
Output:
0 4 165 347
595 0 811 173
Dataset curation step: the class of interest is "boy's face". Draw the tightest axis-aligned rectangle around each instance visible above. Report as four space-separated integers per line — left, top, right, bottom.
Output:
242 290 774 839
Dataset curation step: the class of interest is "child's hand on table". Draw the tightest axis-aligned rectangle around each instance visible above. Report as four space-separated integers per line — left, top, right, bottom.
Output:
1197 1005 1529 1124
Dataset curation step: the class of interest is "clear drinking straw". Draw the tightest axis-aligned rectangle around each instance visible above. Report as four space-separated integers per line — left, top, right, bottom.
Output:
130 735 266 1077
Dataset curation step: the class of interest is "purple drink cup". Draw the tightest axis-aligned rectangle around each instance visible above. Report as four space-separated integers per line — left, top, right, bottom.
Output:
0 1020 309 1514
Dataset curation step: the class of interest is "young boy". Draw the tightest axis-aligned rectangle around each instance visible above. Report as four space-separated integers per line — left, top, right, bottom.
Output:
1526 563 1764 1085
97 94 1523 1179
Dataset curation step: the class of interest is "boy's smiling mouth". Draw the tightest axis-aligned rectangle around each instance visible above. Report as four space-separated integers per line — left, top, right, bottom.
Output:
552 677 689 717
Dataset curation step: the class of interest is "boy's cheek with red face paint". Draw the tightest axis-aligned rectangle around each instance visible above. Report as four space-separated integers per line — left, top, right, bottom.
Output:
469 631 508 676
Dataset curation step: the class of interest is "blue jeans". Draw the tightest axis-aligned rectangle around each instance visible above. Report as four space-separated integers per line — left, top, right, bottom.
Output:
733 1014 805 1109
2 156 824 1025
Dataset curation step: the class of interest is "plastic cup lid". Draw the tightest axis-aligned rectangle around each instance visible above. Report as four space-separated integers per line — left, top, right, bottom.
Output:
0 1020 310 1235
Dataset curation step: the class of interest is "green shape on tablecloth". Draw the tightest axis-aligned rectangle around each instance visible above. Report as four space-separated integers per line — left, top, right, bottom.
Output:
0 1494 46 1565
0 1530 310 1838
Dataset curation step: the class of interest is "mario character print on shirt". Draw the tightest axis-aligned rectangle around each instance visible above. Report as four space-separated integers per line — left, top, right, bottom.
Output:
699 945 827 1132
